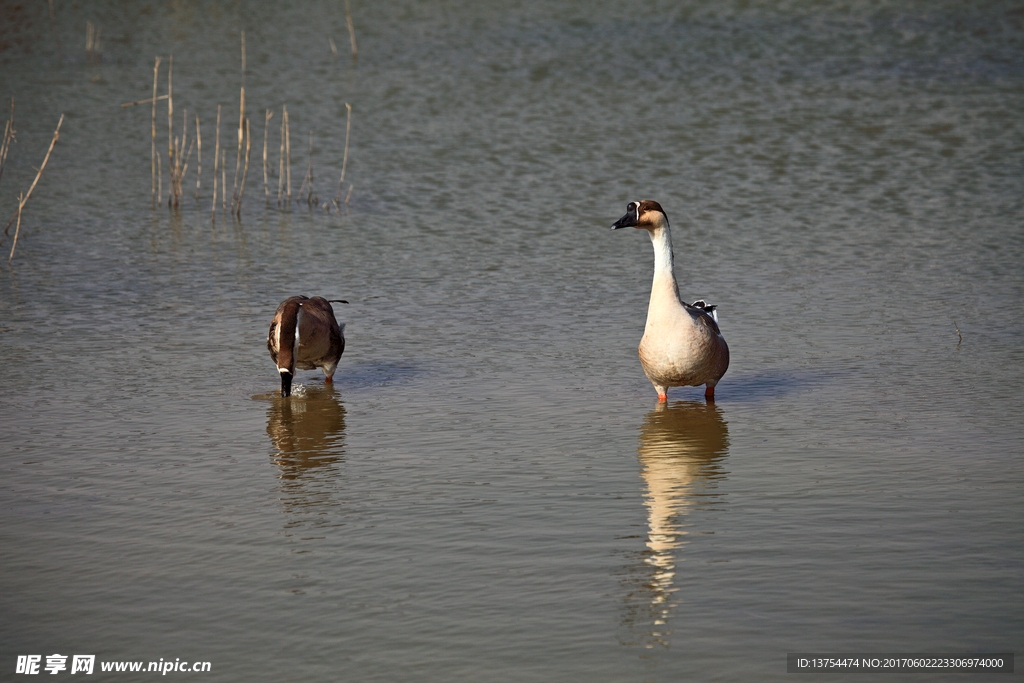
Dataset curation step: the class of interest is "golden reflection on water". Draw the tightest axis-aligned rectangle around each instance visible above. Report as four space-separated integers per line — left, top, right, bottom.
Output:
260 383 348 573
266 383 347 478
621 400 729 649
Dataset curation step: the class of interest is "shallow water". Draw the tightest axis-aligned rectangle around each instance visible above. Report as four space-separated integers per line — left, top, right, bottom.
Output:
1 1 1022 680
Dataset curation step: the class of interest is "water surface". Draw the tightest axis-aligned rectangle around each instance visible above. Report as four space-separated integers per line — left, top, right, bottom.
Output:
1 1 1022 680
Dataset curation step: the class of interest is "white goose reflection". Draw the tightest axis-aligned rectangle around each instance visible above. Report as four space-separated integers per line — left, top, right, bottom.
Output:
265 383 347 526
622 400 729 648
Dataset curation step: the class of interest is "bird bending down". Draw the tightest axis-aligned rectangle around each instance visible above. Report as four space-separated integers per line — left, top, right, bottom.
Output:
268 296 348 397
611 200 729 401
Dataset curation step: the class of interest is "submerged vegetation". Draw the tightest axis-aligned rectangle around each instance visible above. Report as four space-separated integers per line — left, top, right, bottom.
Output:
0 100 64 264
123 31 356 223
3 4 360 263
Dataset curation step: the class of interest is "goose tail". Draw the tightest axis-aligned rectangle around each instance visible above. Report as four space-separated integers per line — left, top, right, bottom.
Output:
691 299 719 324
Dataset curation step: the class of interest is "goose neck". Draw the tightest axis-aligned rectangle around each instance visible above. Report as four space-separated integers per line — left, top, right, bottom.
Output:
647 226 681 305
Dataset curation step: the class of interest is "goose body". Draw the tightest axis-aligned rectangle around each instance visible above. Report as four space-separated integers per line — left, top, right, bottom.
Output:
612 200 729 401
268 296 347 397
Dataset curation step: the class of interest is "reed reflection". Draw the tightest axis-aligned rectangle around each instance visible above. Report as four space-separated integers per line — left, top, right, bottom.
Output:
265 383 346 523
620 400 729 649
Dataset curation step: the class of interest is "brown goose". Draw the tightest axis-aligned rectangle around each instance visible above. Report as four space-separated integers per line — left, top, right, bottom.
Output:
267 296 347 397
612 200 729 401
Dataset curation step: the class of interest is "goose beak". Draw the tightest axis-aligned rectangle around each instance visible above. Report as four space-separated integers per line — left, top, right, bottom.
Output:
280 370 293 398
611 203 639 230
610 215 634 230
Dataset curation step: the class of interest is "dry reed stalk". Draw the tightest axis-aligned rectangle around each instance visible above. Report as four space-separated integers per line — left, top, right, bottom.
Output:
121 94 168 108
0 99 15 189
0 119 12 187
236 118 251 217
212 104 221 216
157 150 162 206
172 140 193 211
170 109 189 206
345 0 358 62
308 131 315 205
285 107 291 204
166 55 174 206
221 149 227 210
232 31 245 213
335 102 351 203
263 109 273 203
171 135 179 205
277 107 285 205
298 131 313 204
8 193 22 264
232 86 245 213
329 37 338 60
244 117 251 194
3 114 64 236
151 57 160 207
345 184 353 207
86 21 94 64
180 111 187 204
179 138 195 199
194 114 201 201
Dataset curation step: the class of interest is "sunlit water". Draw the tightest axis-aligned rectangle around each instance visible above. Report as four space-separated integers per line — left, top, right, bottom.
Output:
2 1 1022 681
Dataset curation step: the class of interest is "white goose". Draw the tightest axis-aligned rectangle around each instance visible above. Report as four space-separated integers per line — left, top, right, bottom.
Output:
267 296 348 397
612 200 729 401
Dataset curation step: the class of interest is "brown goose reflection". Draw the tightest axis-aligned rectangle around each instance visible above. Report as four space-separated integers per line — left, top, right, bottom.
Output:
621 400 729 648
266 383 346 480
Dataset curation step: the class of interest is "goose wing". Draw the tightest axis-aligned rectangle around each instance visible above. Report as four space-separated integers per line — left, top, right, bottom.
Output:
296 297 345 367
689 299 721 332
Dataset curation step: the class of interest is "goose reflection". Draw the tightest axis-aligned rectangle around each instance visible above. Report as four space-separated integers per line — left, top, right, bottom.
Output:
622 400 729 648
266 382 346 485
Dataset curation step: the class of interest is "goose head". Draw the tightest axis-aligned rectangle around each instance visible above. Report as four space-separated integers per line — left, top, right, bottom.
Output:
611 200 669 231
280 368 295 398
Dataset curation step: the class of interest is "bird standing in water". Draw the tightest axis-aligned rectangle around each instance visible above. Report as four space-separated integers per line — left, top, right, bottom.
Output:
611 200 729 401
268 296 347 397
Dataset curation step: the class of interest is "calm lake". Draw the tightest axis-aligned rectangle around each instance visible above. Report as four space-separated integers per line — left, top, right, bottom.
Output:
1 1 1022 680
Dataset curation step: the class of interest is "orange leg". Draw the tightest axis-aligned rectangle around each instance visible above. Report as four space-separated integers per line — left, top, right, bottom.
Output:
325 376 333 383
704 385 715 400
658 393 668 402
